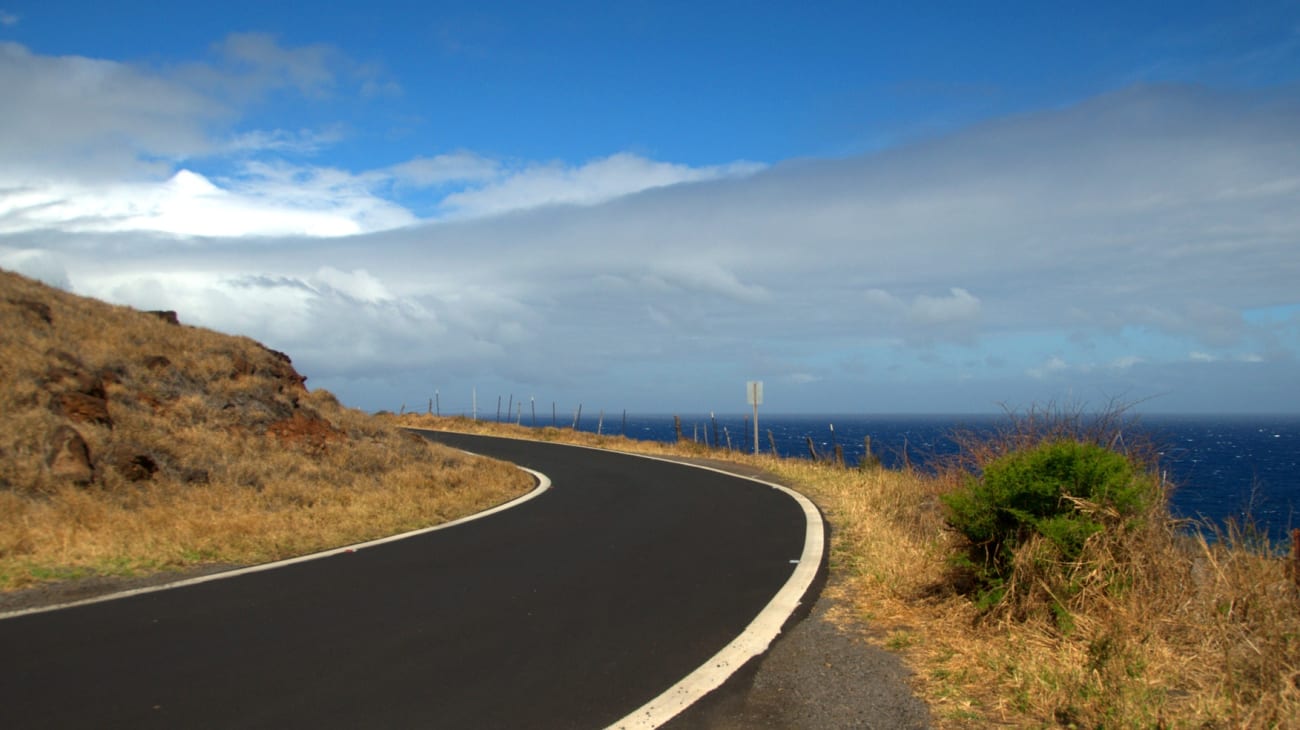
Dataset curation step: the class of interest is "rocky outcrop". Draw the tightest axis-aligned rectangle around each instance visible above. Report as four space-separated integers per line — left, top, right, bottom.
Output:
8 297 51 325
2 278 346 491
146 310 180 325
54 391 112 427
46 426 93 485
43 354 113 429
112 453 158 482
267 411 345 454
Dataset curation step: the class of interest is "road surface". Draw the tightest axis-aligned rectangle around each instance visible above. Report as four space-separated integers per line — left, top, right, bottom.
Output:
1 432 820 728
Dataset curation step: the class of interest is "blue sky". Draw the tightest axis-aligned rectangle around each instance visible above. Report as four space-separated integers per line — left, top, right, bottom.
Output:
1 2 1298 414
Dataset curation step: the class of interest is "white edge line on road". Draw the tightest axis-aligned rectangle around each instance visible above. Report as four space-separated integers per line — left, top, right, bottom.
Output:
603 453 825 730
0 463 550 620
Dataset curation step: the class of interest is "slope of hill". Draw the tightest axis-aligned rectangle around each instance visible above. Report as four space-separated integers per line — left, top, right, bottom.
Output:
0 268 531 596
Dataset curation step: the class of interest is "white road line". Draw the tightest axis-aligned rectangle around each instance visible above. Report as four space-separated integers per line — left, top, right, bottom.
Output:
0 465 550 620
602 454 825 729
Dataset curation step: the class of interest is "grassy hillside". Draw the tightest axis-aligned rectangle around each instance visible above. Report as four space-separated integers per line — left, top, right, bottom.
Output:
0 268 531 593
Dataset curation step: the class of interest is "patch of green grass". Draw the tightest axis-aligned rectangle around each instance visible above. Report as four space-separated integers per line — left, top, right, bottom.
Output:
885 630 916 651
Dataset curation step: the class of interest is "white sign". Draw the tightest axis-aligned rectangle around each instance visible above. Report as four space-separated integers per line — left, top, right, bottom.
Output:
747 380 763 406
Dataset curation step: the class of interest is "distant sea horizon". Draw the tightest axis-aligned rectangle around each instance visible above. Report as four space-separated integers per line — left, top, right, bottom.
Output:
476 409 1299 544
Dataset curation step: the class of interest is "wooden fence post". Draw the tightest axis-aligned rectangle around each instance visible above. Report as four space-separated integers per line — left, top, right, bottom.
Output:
1292 529 1300 590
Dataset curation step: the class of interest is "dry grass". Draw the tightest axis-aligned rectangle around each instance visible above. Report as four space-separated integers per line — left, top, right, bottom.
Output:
0 268 532 591
403 413 1300 728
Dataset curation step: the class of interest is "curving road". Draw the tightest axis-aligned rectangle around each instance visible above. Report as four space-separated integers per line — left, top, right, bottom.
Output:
1 432 820 729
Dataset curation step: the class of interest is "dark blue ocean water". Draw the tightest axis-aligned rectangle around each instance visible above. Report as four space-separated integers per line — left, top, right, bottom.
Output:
543 412 1300 542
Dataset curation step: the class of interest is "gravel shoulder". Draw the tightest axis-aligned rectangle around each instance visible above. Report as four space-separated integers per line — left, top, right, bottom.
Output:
666 591 932 729
659 456 933 729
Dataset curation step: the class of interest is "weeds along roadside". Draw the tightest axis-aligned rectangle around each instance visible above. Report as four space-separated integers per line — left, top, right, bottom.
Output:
399 411 1300 728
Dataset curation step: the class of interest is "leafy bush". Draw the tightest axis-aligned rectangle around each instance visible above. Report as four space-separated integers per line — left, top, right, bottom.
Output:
942 439 1157 610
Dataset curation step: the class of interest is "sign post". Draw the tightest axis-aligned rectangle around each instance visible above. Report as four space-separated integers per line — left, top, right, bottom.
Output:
746 381 763 455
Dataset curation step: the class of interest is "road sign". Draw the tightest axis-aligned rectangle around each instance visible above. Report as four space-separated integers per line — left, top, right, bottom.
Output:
747 381 763 455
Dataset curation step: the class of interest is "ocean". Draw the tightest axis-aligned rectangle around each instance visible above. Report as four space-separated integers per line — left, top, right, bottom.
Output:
533 411 1300 543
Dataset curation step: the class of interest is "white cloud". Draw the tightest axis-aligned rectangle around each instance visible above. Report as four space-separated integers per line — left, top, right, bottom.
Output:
0 42 222 177
909 288 981 326
860 287 981 342
0 38 436 238
0 10 19 26
386 152 501 187
0 168 408 237
1027 355 1070 379
438 153 764 218
225 127 343 155
0 248 69 289
212 32 341 98
3 80 1298 412
0 40 763 238
311 267 393 303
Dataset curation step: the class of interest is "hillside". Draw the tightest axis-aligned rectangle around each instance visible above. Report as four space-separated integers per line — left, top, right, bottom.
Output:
0 267 531 595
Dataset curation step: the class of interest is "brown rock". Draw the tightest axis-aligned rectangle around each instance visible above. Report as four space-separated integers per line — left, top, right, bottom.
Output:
45 349 85 370
97 367 122 387
180 468 210 485
55 391 112 427
147 310 180 325
230 354 255 378
43 366 107 399
47 426 93 485
8 297 52 325
143 355 171 370
259 346 308 390
114 454 158 482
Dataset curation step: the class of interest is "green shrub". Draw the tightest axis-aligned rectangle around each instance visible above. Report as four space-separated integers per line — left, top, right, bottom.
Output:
942 439 1157 610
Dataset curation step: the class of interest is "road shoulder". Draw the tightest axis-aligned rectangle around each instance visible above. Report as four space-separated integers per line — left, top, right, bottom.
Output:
658 456 933 730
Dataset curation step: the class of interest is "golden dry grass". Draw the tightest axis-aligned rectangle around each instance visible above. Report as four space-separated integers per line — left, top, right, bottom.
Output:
0 268 532 591
404 413 1300 728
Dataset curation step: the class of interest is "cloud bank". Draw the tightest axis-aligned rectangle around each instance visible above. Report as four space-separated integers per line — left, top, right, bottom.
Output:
1 36 1297 412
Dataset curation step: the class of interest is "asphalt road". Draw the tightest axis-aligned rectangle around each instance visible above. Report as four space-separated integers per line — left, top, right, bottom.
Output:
1 433 816 729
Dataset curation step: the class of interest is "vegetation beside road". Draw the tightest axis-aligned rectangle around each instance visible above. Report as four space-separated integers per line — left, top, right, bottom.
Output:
0 269 532 594
399 411 1300 728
